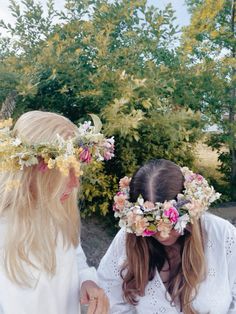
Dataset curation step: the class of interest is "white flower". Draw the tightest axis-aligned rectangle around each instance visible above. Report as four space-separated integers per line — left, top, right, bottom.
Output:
12 138 22 146
56 134 66 148
118 219 127 228
155 209 161 220
174 214 190 235
106 136 115 145
94 148 104 161
65 140 75 156
132 206 143 215
137 196 144 206
77 121 92 135
114 212 121 218
19 155 38 169
211 192 221 202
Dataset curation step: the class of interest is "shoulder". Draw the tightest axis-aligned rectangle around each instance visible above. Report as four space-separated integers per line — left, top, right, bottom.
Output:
101 228 127 258
110 228 127 251
202 212 235 234
97 228 127 276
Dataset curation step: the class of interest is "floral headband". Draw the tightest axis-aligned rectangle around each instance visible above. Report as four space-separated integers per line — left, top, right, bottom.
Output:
113 167 221 238
0 115 114 177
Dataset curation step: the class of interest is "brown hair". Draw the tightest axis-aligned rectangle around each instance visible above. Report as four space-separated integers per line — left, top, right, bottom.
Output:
121 159 206 314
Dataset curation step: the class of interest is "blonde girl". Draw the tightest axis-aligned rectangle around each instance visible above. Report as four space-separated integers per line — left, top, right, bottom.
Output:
0 111 110 314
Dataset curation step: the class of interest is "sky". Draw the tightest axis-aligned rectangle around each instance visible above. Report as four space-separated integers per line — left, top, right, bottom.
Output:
0 0 190 35
149 0 190 26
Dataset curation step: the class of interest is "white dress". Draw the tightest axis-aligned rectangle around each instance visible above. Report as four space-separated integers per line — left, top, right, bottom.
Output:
0 218 97 314
97 213 236 314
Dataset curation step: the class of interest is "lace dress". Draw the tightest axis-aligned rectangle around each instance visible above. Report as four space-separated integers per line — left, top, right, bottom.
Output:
98 213 236 314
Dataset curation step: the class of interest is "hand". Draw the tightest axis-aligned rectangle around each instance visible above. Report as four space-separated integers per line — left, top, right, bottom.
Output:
80 280 109 314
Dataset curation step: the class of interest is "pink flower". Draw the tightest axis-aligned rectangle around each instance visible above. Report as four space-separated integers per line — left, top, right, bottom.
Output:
119 176 131 189
142 229 157 236
196 174 203 180
164 207 179 223
37 160 48 173
113 192 127 211
103 150 114 160
79 148 92 163
195 174 204 183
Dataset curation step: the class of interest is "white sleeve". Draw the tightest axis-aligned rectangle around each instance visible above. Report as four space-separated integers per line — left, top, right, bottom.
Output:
76 243 98 288
227 223 236 313
97 229 136 314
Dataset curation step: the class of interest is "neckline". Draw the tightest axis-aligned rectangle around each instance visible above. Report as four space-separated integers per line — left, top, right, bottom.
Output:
155 270 181 313
155 215 207 313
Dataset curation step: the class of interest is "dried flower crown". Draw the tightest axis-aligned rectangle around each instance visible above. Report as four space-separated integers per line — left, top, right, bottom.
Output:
113 167 221 238
0 114 114 177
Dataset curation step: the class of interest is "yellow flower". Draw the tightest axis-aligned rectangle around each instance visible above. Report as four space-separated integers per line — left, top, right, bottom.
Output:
0 118 13 129
47 158 56 169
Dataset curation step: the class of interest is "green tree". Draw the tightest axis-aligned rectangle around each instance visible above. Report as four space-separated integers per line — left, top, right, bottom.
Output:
182 0 236 200
0 0 204 214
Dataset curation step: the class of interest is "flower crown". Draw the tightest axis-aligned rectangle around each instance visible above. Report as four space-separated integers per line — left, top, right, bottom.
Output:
113 167 221 238
0 115 114 177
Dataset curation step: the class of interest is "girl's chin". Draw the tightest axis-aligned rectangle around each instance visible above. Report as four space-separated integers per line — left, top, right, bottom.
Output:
157 238 178 246
153 234 181 246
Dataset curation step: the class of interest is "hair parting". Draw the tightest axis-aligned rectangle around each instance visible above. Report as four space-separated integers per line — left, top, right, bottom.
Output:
121 159 206 314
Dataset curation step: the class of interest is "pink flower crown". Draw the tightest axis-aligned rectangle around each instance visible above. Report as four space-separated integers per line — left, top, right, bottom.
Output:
113 167 221 238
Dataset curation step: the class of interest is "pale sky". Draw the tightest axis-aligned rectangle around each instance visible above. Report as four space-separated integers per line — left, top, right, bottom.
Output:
149 0 190 26
0 0 190 35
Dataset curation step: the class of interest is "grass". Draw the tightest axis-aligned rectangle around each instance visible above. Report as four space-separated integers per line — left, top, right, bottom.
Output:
194 141 226 182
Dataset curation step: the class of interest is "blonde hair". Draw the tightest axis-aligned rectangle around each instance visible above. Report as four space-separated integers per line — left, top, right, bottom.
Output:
0 111 80 286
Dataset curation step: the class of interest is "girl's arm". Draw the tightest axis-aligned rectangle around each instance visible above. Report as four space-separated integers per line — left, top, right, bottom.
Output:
76 243 109 313
76 243 98 287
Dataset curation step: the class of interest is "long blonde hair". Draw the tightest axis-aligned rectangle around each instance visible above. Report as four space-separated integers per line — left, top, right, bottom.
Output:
0 111 80 286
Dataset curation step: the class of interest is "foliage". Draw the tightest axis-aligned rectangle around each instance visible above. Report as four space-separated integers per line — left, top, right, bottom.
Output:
182 0 236 200
79 162 117 216
105 108 203 179
0 0 56 54
0 0 205 214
